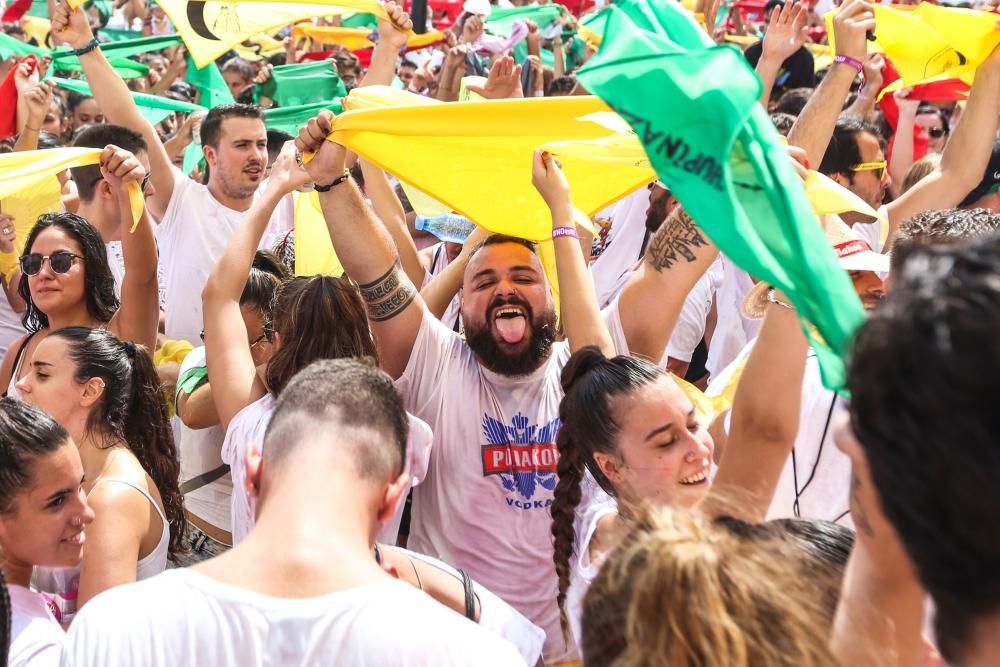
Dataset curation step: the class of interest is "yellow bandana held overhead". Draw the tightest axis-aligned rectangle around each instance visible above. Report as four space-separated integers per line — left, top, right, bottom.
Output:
0 148 144 232
292 24 446 50
303 86 655 242
143 0 390 68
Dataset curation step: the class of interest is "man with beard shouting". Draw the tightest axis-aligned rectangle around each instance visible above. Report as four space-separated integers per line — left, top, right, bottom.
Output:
296 106 716 661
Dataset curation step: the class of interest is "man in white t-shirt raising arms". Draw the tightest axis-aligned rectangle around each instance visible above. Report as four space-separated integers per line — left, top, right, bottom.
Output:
51 1 292 344
63 358 526 666
295 100 719 659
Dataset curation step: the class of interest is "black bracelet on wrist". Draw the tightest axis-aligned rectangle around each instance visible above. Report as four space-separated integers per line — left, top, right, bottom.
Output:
71 38 100 57
314 168 352 193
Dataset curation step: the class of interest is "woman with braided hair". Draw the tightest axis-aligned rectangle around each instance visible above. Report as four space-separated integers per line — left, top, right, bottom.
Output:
550 282 810 650
0 397 94 666
15 327 184 624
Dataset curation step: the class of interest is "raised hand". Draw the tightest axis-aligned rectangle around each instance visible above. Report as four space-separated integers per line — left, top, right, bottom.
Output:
266 141 312 194
51 0 96 51
294 109 348 185
379 0 413 51
861 53 885 92
831 0 875 61
531 150 572 216
22 80 54 125
893 87 920 116
466 56 523 99
762 1 809 63
99 144 146 195
0 214 16 255
462 14 485 45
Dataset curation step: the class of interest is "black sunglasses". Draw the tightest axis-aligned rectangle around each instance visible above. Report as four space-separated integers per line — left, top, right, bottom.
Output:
927 127 947 139
19 251 81 276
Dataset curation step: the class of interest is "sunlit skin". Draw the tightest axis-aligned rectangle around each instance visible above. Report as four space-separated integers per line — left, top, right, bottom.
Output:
843 131 891 210
16 337 91 429
0 443 94 586
460 243 554 355
594 376 715 511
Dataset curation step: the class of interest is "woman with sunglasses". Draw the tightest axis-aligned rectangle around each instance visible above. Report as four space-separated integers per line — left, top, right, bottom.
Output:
173 251 288 564
202 144 383 545
15 326 184 624
0 145 159 400
0 397 94 665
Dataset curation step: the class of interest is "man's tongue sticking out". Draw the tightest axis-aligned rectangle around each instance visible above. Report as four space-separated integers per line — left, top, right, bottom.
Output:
495 313 527 344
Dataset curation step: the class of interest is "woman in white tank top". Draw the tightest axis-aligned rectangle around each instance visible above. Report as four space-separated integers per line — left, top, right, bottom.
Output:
17 327 185 623
0 149 160 400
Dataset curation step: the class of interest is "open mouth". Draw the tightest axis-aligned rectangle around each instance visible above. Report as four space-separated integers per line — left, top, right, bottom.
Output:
62 530 85 546
492 305 528 345
680 458 710 486
244 166 262 178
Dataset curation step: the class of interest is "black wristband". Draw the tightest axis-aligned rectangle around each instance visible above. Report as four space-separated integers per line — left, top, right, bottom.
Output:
314 168 351 193
71 38 100 57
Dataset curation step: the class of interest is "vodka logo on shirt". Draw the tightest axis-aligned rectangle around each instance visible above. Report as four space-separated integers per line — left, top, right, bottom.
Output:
481 413 560 510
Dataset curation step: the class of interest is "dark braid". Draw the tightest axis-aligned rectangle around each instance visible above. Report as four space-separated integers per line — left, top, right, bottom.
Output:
550 346 665 645
551 422 585 645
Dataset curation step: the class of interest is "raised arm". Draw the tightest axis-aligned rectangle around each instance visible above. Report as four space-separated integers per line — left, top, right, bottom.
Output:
103 145 160 352
50 0 175 220
887 89 919 200
360 1 412 88
701 295 808 522
202 143 310 430
755 1 809 108
532 150 614 356
420 226 489 319
296 111 425 379
787 0 874 168
617 207 719 363
886 37 1000 245
843 54 885 119
358 160 424 289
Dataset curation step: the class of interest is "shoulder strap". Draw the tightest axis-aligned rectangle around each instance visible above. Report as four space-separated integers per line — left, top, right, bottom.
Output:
179 464 230 495
457 568 476 621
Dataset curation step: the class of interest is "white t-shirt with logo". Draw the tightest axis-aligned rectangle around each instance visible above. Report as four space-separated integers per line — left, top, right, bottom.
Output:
61 569 526 667
396 301 629 663
155 170 293 345
9 584 63 667
589 189 650 307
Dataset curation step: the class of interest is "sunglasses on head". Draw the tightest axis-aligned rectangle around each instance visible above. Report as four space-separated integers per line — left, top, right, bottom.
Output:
849 160 887 182
19 251 81 276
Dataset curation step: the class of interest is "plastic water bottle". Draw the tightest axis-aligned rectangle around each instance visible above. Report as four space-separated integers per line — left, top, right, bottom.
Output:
415 214 476 244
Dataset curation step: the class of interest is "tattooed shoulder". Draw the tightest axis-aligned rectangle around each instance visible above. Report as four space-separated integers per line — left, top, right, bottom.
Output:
647 209 708 272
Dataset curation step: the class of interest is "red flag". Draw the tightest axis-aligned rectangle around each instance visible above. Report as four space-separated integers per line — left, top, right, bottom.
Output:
0 55 37 142
1 0 33 22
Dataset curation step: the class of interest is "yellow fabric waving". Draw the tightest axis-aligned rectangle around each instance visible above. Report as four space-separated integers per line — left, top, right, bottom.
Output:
292 24 446 50
234 32 287 61
804 170 880 221
315 86 655 242
293 189 344 277
154 0 389 68
827 3 999 90
0 148 143 231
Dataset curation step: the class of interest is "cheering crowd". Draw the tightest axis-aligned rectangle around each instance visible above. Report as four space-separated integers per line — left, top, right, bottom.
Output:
1 0 1000 664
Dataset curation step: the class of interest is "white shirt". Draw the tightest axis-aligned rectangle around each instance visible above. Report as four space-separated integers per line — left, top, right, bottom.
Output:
9 584 63 667
177 346 232 532
589 189 650 308
565 472 617 647
156 170 293 344
61 569 526 667
397 300 629 664
223 394 434 547
706 257 762 380
708 342 853 528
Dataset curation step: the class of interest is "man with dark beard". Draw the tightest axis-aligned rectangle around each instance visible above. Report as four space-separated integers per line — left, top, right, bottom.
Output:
296 101 717 662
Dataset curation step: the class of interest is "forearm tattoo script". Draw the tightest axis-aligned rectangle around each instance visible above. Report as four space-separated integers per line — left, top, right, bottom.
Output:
647 209 709 272
359 259 417 322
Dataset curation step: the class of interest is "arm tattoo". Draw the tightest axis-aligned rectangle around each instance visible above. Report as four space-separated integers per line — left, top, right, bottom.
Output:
646 209 709 273
359 259 417 322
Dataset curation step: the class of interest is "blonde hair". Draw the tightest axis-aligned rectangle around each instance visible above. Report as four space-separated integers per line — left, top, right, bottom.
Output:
901 153 942 194
581 507 840 667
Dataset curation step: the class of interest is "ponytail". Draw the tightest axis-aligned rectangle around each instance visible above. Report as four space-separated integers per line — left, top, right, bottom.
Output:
551 347 665 642
50 327 186 560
